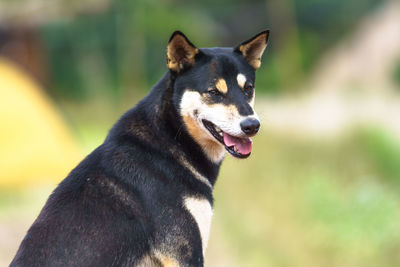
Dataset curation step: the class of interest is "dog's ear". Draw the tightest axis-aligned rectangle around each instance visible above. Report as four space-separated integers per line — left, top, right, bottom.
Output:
235 30 269 70
167 31 199 73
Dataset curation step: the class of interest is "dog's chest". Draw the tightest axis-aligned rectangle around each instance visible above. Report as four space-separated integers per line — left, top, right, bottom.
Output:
183 196 213 255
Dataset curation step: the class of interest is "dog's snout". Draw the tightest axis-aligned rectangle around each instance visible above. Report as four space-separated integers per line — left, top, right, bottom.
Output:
240 118 260 136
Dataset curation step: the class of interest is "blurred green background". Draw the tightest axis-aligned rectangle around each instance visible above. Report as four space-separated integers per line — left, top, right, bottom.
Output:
1 0 400 266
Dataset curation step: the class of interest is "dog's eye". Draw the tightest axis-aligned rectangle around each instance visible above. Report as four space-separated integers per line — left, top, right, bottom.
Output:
244 84 254 92
208 89 221 96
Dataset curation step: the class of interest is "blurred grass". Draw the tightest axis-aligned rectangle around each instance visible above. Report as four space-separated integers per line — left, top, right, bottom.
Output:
0 186 54 266
213 127 400 267
361 128 400 183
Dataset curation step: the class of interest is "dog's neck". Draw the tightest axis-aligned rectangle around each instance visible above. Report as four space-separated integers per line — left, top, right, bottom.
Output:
133 72 222 187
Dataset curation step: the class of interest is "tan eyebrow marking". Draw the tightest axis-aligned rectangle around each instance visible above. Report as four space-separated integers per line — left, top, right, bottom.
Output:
237 73 246 88
215 78 228 94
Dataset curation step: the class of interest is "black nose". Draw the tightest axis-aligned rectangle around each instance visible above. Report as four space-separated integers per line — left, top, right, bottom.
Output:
240 118 260 136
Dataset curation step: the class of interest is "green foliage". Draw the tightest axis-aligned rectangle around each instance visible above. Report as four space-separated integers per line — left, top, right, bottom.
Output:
41 12 120 100
38 0 384 99
305 176 399 252
359 128 400 184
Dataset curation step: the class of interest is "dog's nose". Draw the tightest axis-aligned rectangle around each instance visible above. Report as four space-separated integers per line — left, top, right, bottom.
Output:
240 118 260 136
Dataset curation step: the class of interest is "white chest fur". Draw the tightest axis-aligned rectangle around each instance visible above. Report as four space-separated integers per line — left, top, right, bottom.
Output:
183 196 213 256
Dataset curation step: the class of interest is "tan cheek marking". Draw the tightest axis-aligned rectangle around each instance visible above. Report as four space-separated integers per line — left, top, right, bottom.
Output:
182 115 219 147
182 115 206 142
237 73 246 88
215 78 228 94
182 115 224 162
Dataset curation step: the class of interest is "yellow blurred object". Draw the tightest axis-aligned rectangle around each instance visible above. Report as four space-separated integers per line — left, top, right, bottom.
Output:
0 57 83 188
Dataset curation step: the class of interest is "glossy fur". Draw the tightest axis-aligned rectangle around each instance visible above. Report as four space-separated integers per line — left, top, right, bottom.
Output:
11 30 269 267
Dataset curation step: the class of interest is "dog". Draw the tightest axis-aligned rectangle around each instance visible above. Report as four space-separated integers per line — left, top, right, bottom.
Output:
11 29 269 267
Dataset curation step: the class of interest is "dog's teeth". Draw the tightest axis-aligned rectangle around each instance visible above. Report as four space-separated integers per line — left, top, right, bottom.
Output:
215 126 223 137
233 146 238 152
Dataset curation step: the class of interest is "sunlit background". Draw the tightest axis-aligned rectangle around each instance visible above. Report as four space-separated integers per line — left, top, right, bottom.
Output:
1 0 400 266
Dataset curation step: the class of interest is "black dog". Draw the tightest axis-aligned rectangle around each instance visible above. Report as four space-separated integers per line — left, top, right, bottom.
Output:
11 30 269 267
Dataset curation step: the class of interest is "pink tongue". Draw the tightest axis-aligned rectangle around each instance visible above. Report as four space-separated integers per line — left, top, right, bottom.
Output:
223 132 253 155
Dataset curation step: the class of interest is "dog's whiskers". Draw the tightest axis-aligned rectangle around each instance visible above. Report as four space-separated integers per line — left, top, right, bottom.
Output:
174 125 183 140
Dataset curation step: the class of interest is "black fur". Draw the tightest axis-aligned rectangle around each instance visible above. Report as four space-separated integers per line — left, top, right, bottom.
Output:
11 30 268 267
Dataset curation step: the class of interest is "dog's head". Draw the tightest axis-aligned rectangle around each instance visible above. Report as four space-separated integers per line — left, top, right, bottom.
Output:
168 30 269 162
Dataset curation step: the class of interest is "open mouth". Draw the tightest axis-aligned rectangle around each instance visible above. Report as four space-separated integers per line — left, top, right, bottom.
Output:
202 119 252 159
